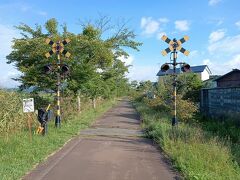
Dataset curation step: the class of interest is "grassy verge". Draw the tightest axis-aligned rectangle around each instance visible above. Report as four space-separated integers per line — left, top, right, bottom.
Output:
134 101 240 180
0 99 116 180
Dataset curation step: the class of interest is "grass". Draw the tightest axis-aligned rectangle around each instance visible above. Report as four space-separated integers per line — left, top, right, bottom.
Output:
134 101 240 180
0 99 116 180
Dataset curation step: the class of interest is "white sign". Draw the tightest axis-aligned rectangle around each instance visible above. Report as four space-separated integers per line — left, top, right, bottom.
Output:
23 98 34 113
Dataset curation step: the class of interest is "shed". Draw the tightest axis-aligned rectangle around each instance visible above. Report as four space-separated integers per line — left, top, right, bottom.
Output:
214 69 240 87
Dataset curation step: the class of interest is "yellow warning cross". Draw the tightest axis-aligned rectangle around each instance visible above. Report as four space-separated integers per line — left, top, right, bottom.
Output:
161 35 190 56
45 38 71 58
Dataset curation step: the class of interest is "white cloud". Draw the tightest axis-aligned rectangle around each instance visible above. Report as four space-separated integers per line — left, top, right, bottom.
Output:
235 21 240 29
159 18 169 23
127 65 159 82
228 54 240 67
0 24 21 88
157 32 166 40
118 55 134 66
0 71 20 88
141 17 159 35
208 34 240 54
203 54 240 75
0 24 19 56
209 0 222 6
174 20 190 31
208 18 224 26
209 29 225 43
189 50 198 58
140 17 169 36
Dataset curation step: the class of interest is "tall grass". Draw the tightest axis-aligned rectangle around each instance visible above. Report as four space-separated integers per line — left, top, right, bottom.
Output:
0 96 116 179
0 90 26 135
0 89 118 179
134 101 240 180
0 90 98 136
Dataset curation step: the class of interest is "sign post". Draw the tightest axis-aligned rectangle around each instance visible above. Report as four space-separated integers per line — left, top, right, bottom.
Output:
23 98 35 141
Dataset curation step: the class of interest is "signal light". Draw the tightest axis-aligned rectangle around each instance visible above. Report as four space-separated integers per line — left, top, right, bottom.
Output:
161 63 170 72
61 64 70 75
43 64 52 74
181 63 191 72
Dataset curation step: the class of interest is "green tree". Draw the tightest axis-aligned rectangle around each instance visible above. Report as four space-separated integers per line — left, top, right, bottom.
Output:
7 18 69 91
7 18 141 108
176 72 203 102
130 80 138 90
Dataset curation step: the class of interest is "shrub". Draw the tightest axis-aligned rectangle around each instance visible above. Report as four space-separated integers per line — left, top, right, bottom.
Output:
176 96 198 122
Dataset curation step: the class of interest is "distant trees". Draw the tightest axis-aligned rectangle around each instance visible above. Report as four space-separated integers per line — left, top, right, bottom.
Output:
132 72 202 122
176 73 203 102
154 72 203 103
6 18 142 107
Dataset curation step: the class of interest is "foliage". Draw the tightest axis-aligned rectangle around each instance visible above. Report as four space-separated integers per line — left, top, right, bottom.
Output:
156 73 203 103
137 80 153 92
6 18 142 100
177 72 203 102
176 95 198 122
142 96 171 113
136 76 198 122
130 80 138 90
134 101 240 180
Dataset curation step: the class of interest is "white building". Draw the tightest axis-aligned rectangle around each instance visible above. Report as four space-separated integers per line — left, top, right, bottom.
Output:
156 65 211 81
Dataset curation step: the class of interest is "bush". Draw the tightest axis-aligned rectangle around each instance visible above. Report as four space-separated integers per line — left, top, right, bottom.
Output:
141 95 198 123
176 96 198 122
143 96 171 113
134 101 240 180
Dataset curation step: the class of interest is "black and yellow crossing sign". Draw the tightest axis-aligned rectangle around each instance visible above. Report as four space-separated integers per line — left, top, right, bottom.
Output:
45 38 71 58
159 35 191 127
161 35 190 56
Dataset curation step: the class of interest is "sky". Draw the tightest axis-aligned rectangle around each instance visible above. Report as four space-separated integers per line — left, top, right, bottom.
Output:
0 0 240 88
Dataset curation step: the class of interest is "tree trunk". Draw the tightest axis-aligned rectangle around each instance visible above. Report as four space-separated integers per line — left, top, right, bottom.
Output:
77 95 81 113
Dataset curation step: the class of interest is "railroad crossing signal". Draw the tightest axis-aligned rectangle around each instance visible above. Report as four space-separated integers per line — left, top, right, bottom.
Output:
161 35 190 56
45 38 71 58
160 35 191 127
44 38 71 128
43 63 70 75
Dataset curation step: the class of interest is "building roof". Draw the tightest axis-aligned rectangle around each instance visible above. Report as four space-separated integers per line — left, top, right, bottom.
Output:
156 65 211 76
214 69 240 82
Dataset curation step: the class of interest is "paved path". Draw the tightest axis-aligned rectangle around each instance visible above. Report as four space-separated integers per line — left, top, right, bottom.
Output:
24 99 179 180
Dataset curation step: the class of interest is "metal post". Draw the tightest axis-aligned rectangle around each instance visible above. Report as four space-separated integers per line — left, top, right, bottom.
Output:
172 50 178 126
55 42 61 128
45 38 70 128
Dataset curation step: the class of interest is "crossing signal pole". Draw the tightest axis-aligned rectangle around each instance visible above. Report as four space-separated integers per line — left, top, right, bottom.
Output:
45 38 71 128
160 35 190 126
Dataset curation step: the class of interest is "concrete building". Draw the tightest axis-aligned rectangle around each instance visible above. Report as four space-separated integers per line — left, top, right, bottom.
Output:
156 65 211 81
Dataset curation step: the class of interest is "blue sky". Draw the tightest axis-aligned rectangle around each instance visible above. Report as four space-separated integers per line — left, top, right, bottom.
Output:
0 0 240 87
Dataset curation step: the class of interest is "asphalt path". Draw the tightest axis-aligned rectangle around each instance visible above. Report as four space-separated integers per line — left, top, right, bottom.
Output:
24 99 179 180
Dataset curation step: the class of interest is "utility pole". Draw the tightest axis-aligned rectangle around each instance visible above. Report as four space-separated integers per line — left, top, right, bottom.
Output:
45 38 71 128
160 35 190 126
